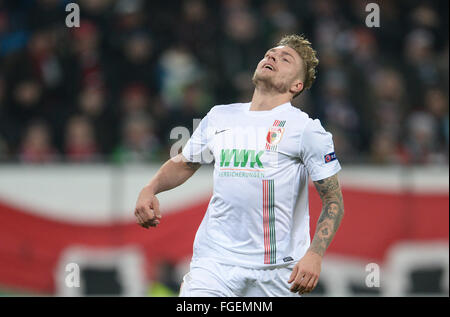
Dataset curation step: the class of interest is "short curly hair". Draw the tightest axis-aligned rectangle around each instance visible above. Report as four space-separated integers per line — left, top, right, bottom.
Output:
277 34 319 97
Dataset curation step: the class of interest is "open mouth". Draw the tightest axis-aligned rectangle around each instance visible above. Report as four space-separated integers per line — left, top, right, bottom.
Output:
263 64 275 71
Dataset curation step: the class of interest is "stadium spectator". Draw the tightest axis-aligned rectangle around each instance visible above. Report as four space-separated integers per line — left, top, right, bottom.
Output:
116 31 157 93
401 87 449 164
71 20 104 88
112 114 161 163
77 83 117 154
64 115 100 162
370 68 407 159
425 87 449 148
19 120 58 163
12 79 43 117
120 82 150 116
370 130 402 165
158 44 205 107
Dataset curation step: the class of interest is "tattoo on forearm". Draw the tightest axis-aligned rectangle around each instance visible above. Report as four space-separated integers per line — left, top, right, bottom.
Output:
309 175 344 256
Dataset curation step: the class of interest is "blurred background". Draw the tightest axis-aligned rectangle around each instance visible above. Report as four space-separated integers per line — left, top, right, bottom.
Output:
0 0 448 296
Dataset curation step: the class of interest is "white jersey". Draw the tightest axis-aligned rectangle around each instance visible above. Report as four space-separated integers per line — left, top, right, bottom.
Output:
182 102 341 268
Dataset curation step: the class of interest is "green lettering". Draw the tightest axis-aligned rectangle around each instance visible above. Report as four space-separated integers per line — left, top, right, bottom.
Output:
250 150 264 168
221 148 263 168
255 150 264 168
233 149 249 167
220 149 233 167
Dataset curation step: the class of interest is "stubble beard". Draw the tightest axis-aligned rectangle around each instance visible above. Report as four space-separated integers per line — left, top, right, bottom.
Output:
252 69 290 95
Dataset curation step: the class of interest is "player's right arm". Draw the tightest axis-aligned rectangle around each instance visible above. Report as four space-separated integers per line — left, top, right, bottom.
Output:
134 154 200 229
136 107 214 229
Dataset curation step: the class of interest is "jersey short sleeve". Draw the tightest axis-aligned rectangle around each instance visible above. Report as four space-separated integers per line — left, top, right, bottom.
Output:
299 119 341 181
182 111 214 164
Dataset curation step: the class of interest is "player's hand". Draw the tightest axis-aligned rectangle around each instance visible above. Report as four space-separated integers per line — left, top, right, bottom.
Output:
288 250 322 295
134 185 161 229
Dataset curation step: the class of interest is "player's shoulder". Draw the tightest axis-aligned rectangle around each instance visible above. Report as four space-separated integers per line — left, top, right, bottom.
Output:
283 105 318 133
286 105 310 121
287 106 329 135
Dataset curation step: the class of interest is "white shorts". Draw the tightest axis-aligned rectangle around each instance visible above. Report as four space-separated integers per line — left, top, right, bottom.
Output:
179 257 299 297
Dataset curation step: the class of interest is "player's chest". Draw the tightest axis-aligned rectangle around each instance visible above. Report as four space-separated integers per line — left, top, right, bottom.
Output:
210 118 299 166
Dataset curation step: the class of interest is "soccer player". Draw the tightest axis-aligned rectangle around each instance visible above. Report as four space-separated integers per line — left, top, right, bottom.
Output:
134 34 344 297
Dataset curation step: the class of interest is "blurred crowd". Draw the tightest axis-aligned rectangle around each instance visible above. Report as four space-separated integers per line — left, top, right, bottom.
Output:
0 0 448 165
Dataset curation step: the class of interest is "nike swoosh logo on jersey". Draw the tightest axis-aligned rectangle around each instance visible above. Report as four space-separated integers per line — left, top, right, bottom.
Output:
215 129 229 135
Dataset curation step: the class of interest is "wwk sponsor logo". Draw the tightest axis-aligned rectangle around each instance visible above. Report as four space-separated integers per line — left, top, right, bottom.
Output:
220 149 264 168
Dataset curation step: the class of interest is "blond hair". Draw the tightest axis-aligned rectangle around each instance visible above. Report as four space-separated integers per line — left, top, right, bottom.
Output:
277 34 319 97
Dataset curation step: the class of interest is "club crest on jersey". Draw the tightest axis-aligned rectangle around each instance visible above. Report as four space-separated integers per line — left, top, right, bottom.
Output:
265 120 285 151
266 127 284 145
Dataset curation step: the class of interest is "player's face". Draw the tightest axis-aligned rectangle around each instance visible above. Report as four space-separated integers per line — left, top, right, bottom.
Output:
252 45 303 95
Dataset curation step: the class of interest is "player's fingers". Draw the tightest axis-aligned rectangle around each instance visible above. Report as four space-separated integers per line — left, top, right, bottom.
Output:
135 206 147 222
143 205 155 222
136 207 152 227
290 278 302 293
147 218 160 227
302 275 317 294
144 209 161 226
298 272 312 294
312 277 319 290
290 272 305 293
152 198 162 219
288 265 298 284
136 217 149 228
135 212 149 228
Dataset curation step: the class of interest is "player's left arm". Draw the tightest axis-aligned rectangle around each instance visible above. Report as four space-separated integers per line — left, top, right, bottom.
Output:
288 173 344 295
309 173 344 256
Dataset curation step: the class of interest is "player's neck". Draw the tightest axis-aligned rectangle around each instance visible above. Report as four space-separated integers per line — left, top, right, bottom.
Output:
250 88 292 111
